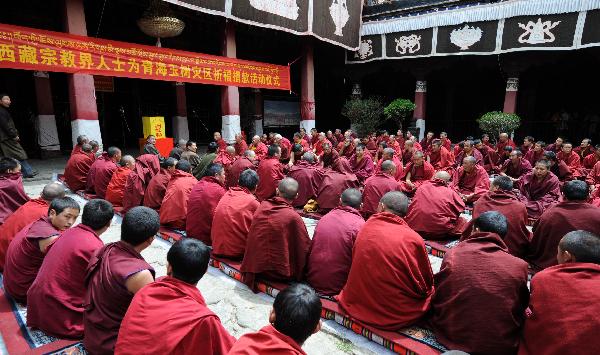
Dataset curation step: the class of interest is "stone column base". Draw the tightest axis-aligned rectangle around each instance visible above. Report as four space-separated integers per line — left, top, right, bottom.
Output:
71 119 103 149
222 115 241 144
36 114 61 155
300 120 315 133
415 118 426 141
172 116 189 142
254 119 263 137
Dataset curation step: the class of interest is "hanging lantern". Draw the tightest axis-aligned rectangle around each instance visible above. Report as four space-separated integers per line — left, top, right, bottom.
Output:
137 0 185 47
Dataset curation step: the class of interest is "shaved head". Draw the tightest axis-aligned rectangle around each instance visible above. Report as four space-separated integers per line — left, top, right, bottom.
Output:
381 160 396 173
433 171 451 182
463 156 477 165
341 188 362 209
41 183 66 202
383 148 395 157
559 231 600 264
492 175 513 191
302 152 316 163
244 150 256 159
81 143 93 153
278 177 299 200
226 146 236 155
120 155 135 167
379 191 409 217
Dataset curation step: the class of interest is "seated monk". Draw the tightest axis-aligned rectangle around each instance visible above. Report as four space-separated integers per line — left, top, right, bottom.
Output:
337 191 434 330
338 136 356 159
159 160 197 229
214 146 237 170
228 284 322 355
528 180 600 270
122 154 160 212
349 143 374 183
451 156 490 203
241 178 311 292
143 157 176 210
193 142 217 179
587 161 600 206
427 139 454 173
234 133 248 156
375 148 404 180
474 139 496 172
105 155 135 207
517 159 561 219
524 141 546 166
292 133 310 157
288 152 324 208
520 135 535 155
430 212 529 354
557 142 582 179
64 143 94 191
0 157 29 224
186 163 227 245
84 207 159 354
401 140 418 165
0 183 65 270
27 200 114 338
71 134 89 156
87 146 122 198
574 138 595 161
115 239 235 354
454 140 483 167
466 176 531 258
496 132 517 153
306 188 365 296
519 230 600 355
500 149 532 181
274 134 292 161
440 132 452 151
398 151 435 194
406 171 467 239
3 197 79 303
227 150 255 188
361 160 400 217
255 145 285 201
212 170 260 259
315 167 360 211
544 151 573 182
582 144 600 175
249 135 268 161
313 132 331 157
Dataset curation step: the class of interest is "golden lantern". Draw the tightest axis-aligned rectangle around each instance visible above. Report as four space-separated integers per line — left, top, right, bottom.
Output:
137 0 185 47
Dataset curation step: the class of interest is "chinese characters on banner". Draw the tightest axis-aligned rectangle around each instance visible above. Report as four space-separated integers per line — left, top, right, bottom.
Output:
0 22 291 90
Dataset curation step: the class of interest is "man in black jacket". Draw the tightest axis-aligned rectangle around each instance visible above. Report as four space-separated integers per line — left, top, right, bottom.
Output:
0 94 36 178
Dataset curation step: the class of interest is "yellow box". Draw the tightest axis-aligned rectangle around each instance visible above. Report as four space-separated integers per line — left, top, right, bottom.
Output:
142 116 166 139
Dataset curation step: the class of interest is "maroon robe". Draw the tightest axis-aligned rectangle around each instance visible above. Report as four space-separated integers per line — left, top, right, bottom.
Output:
519 263 600 355
287 161 324 207
451 165 490 203
215 138 227 152
84 241 155 354
502 158 532 179
583 152 600 170
454 149 484 167
586 162 600 204
430 232 529 354
338 141 356 159
64 152 94 191
90 153 118 198
278 137 292 160
185 176 227 245
3 217 58 303
250 142 268 161
428 146 454 172
105 167 131 207
159 170 197 229
337 212 434 330
234 140 248 156
241 197 311 292
27 224 103 338
375 156 404 180
405 179 466 239
441 138 452 151
228 325 306 355
361 172 400 215
496 139 516 153
528 201 600 269
0 172 29 225
349 153 374 182
226 156 255 188
557 151 582 173
115 277 234 355
316 170 360 210
122 155 160 212
255 157 285 201
524 149 545 166
420 137 433 152
398 161 435 193
517 171 561 219
143 168 171 210
306 206 365 296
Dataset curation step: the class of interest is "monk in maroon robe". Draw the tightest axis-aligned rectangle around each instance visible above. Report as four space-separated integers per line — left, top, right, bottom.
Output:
401 140 418 165
406 172 467 239
361 160 400 216
528 180 600 270
3 197 79 303
84 207 159 354
306 189 364 296
337 191 434 330
143 157 176 210
0 183 64 271
582 145 600 172
214 146 237 169
545 137 563 153
316 169 360 210
115 239 235 355
288 153 324 208
451 156 490 203
430 211 529 354
255 145 285 201
496 133 516 152
122 154 160 212
105 155 135 207
519 230 600 355
517 160 561 219
159 161 197 229
313 133 330 157
226 150 256 188
557 142 582 179
338 137 356 159
0 158 29 224
587 161 600 205
212 170 260 259
524 141 546 166
250 135 268 161
398 151 435 194
375 148 404 180
427 139 454 173
241 178 311 292
420 132 435 152
186 163 227 245
234 133 248 156
27 200 113 339
500 149 532 180
87 147 122 198
213 132 227 152
349 144 374 183
440 132 452 151
454 140 483 167
71 135 89 156
274 134 292 161
64 143 94 191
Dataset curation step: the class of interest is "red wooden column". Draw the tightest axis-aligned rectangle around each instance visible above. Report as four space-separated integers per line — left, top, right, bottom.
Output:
413 80 427 141
253 88 264 137
503 77 519 114
221 21 240 144
64 0 101 148
33 71 61 156
300 40 315 132
173 82 189 141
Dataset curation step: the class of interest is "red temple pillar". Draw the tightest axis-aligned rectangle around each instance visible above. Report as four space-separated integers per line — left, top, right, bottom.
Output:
64 0 101 148
413 80 427 141
173 82 189 141
503 77 519 114
33 71 61 156
300 40 315 132
253 88 264 137
221 21 240 144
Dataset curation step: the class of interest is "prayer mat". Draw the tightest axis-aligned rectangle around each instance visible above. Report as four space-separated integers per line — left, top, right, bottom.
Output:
0 274 83 354
424 239 459 258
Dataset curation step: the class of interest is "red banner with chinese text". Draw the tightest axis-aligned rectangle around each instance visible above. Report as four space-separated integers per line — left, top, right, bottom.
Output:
0 23 291 90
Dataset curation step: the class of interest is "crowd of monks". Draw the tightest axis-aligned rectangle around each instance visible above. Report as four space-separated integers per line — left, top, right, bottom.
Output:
0 126 598 354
